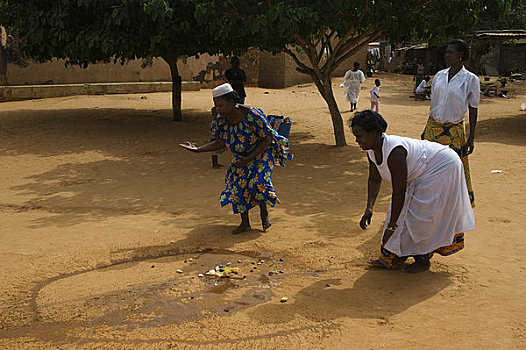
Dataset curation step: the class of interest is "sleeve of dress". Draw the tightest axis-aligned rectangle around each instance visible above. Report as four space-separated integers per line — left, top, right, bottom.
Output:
360 71 366 83
467 75 480 108
209 115 223 140
251 109 274 139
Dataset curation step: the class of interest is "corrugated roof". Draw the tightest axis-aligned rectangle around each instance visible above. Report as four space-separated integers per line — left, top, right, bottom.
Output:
475 30 526 39
395 43 428 51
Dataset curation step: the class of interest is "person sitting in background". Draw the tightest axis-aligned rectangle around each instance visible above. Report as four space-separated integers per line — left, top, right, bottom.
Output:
415 76 431 99
414 57 426 89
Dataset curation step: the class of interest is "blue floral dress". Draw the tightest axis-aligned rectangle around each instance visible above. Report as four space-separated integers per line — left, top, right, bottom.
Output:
210 107 293 214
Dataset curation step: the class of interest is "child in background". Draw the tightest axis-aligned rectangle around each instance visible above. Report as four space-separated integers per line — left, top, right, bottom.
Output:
210 107 226 168
370 79 380 112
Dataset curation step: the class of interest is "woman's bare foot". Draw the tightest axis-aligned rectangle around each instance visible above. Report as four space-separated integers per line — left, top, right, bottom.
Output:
261 217 272 231
368 258 407 270
232 224 251 235
405 256 431 273
368 259 391 269
212 163 223 168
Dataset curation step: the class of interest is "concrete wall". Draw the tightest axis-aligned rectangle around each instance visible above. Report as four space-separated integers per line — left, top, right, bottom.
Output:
4 50 260 86
258 45 370 89
7 58 171 85
258 51 286 89
498 44 526 75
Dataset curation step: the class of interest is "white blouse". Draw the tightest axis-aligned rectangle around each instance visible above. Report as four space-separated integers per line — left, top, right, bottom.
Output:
429 66 480 124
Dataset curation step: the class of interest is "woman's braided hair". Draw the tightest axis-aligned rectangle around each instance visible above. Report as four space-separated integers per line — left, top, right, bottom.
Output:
350 110 387 134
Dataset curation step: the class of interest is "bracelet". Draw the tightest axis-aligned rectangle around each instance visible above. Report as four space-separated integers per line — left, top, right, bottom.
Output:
386 224 398 231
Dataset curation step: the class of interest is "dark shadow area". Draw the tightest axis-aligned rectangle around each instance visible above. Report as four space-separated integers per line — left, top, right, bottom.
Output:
476 113 526 146
0 107 211 158
110 223 264 263
0 105 387 235
250 268 452 324
0 107 229 227
251 224 454 325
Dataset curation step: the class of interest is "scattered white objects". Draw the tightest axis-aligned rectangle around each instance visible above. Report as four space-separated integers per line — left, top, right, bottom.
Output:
206 269 216 276
169 241 174 244
490 170 503 173
198 273 204 277
176 269 183 273
280 297 288 303
521 103 526 111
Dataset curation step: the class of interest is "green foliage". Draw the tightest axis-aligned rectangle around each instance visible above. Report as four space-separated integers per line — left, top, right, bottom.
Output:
0 0 227 66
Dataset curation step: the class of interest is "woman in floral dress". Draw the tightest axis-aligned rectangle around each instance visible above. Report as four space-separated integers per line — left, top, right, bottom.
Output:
180 83 292 234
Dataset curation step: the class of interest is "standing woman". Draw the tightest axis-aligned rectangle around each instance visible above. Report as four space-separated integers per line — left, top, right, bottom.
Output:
344 61 366 112
352 111 475 272
423 39 479 206
180 83 293 234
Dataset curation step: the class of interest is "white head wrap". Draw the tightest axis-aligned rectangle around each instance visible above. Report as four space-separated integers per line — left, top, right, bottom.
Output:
212 83 234 98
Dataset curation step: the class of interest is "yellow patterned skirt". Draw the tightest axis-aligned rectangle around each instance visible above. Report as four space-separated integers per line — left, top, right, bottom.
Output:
423 117 475 207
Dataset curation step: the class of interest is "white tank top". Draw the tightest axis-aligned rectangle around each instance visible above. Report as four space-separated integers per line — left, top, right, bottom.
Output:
367 134 448 183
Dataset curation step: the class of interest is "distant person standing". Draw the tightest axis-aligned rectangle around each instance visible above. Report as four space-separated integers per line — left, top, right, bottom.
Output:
344 61 366 112
225 56 247 104
422 39 479 206
414 57 425 90
370 79 380 112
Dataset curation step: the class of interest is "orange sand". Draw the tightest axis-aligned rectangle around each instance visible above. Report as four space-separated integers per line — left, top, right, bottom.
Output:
0 73 525 349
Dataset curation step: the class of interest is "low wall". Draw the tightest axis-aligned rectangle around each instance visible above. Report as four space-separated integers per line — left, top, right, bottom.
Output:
0 81 200 101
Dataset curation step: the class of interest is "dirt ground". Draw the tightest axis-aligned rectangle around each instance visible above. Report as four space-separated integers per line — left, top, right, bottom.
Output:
1 73 525 349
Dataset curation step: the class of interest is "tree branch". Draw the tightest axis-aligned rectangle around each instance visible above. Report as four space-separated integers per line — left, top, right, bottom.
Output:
332 29 383 70
282 45 313 75
293 33 324 81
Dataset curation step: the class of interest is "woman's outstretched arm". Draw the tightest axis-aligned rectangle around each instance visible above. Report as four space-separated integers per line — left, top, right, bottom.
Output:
180 139 226 153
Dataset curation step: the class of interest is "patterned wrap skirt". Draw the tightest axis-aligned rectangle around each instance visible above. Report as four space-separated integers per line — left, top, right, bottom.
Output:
423 116 475 207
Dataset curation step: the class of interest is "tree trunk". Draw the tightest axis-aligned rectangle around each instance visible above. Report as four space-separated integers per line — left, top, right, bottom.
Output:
0 45 7 85
312 74 347 146
164 55 182 121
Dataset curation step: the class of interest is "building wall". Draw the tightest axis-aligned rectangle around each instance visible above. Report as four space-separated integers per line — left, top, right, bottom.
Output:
499 44 526 75
258 51 286 89
258 45 370 89
4 50 259 86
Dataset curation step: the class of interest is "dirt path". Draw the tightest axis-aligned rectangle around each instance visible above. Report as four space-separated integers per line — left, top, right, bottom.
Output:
1 73 525 349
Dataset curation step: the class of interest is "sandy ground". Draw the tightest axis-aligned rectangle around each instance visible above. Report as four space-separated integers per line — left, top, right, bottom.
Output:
0 73 525 349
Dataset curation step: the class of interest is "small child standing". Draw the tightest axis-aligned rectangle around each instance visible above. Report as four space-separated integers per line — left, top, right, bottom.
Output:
210 107 226 168
370 79 380 112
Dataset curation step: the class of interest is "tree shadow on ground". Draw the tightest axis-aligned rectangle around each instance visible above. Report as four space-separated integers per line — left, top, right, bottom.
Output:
0 105 386 236
0 107 230 227
250 226 453 324
476 113 526 146
250 267 452 324
110 223 265 264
